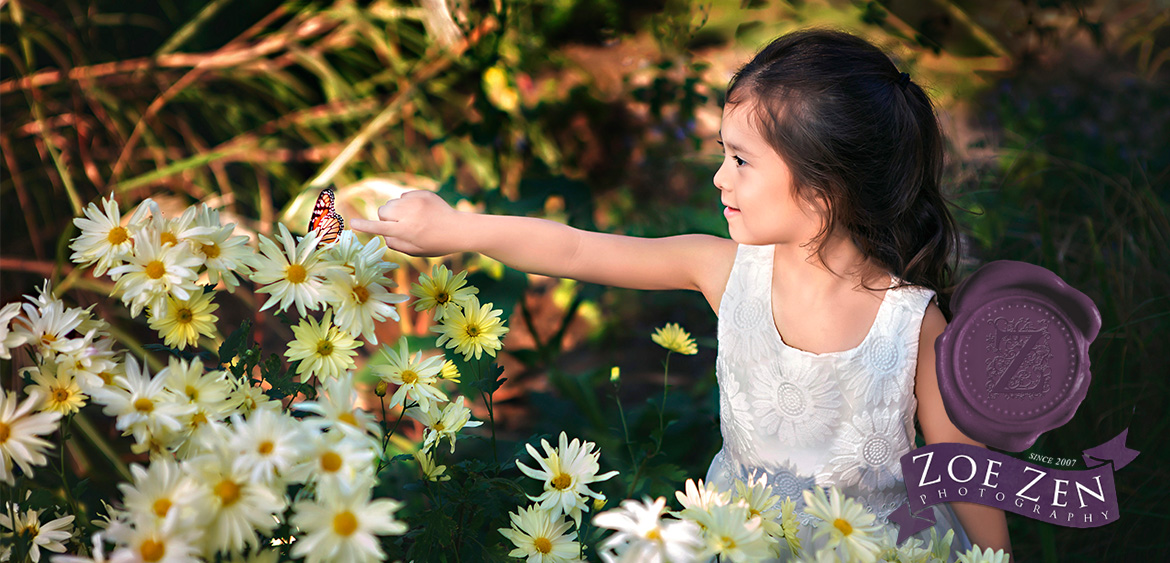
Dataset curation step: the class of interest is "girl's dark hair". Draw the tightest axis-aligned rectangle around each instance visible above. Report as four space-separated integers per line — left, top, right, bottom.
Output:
727 29 959 314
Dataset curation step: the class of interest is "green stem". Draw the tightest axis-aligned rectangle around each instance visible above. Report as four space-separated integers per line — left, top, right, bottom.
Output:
613 380 639 498
657 351 672 450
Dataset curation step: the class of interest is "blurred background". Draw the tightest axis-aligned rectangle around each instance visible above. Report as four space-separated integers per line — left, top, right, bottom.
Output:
1 0 1167 560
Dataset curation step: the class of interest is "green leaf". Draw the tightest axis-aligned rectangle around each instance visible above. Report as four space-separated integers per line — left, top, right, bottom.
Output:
218 319 252 367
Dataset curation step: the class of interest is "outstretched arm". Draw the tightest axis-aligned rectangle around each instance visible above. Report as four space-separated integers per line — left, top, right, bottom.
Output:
916 304 1014 560
350 190 737 310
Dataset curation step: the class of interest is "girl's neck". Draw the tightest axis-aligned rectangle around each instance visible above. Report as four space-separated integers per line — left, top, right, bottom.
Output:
772 232 889 294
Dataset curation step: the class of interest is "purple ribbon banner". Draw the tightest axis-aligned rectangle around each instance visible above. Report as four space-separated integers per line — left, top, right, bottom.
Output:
889 429 1139 544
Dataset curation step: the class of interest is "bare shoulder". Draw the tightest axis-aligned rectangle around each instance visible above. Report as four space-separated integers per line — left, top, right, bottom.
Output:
683 235 738 312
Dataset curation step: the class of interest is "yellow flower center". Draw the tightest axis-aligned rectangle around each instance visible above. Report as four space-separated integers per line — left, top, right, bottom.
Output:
52 387 71 403
353 285 370 304
176 307 193 323
534 537 553 554
201 243 220 259
465 325 480 338
0 421 10 443
332 510 358 536
833 518 853 535
98 371 115 385
435 291 450 304
321 451 343 472
184 385 198 401
191 411 208 427
152 498 173 518
338 412 358 427
160 232 178 246
286 264 308 284
720 536 737 549
258 440 274 455
646 528 661 541
134 397 154 412
214 479 241 506
316 340 334 356
551 473 573 490
433 421 446 432
139 539 166 562
107 226 129 245
41 333 57 346
145 260 166 279
400 370 418 385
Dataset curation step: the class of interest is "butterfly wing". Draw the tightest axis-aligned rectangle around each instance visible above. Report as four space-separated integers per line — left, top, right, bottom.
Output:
308 188 344 245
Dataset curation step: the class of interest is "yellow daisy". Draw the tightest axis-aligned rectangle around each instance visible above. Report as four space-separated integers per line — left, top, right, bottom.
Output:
147 290 219 350
410 265 478 322
439 359 461 384
26 362 87 416
651 323 698 355
285 312 359 380
432 295 509 361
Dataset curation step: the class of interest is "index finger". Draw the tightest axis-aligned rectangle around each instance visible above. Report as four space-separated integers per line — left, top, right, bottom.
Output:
349 217 398 237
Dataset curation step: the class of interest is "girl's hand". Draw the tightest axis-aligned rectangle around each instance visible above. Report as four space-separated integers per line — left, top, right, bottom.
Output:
349 190 465 257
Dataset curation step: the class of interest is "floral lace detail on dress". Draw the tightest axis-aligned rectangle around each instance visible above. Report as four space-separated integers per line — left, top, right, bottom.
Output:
749 355 841 447
820 408 911 490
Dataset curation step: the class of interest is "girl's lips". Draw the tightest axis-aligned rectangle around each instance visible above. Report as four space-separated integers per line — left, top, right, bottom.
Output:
724 206 740 218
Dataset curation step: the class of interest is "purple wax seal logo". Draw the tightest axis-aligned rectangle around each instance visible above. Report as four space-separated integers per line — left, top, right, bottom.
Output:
935 261 1101 452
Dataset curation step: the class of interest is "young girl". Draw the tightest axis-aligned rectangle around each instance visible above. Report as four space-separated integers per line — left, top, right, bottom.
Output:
353 29 1011 560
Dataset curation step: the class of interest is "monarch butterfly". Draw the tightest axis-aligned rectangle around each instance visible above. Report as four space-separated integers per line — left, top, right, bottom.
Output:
308 188 344 246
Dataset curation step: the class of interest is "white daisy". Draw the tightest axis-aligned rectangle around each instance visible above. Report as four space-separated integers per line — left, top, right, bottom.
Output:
0 389 62 485
294 372 380 439
516 432 619 525
497 504 580 563
373 340 447 411
227 407 306 485
250 223 339 317
108 235 201 318
105 514 201 563
593 497 704 563
69 194 142 276
699 502 771 563
0 504 74 563
188 447 286 556
97 356 193 447
801 486 883 563
956 546 1011 563
161 358 232 410
14 294 91 361
672 479 730 529
406 396 482 454
321 264 405 345
0 302 29 359
289 482 407 563
290 430 377 493
54 335 119 392
324 231 389 273
731 475 785 540
191 209 256 292
117 459 200 526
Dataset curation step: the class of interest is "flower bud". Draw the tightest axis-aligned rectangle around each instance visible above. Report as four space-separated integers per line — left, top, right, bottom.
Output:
610 366 621 383
374 380 388 397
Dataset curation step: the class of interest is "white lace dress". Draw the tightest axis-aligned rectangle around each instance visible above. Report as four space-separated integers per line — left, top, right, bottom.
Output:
705 244 973 560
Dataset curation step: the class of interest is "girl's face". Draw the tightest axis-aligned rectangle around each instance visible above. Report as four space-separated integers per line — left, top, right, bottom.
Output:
714 103 823 246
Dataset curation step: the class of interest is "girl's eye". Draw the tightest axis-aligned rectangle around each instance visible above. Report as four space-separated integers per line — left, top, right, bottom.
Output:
732 156 746 167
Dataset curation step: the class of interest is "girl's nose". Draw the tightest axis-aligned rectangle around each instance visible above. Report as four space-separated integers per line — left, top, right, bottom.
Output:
713 159 730 191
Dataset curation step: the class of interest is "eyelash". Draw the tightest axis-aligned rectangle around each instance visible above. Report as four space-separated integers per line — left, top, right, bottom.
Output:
716 141 746 167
